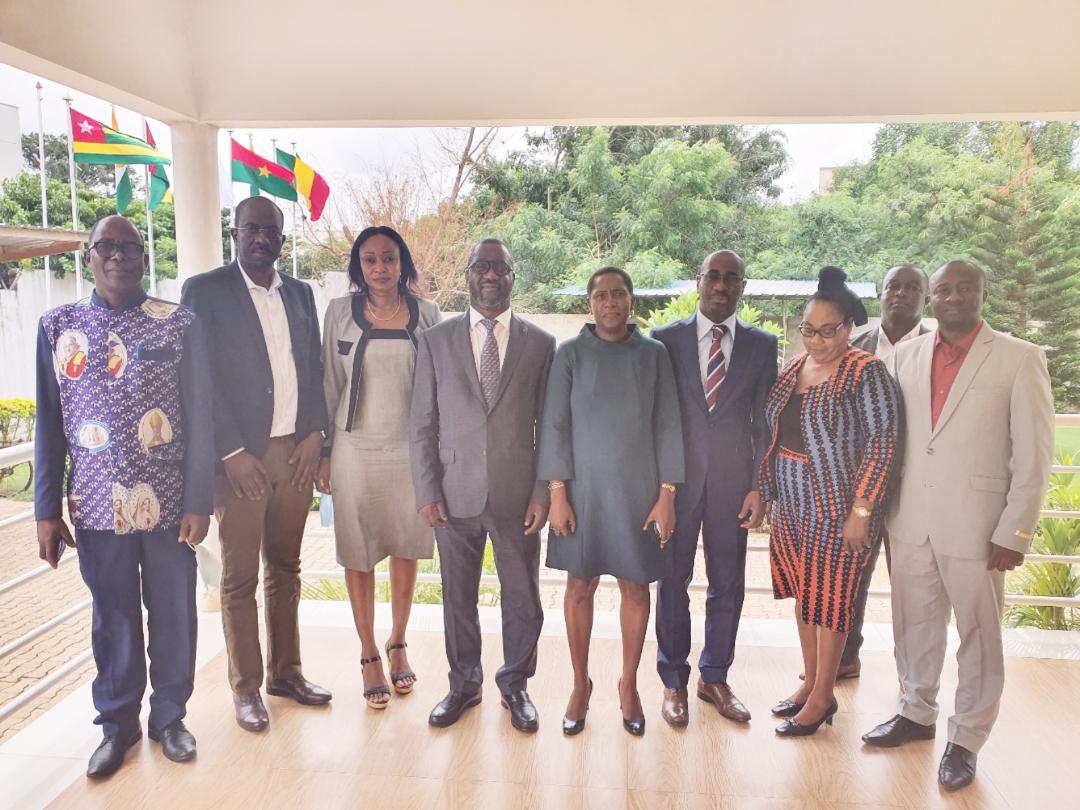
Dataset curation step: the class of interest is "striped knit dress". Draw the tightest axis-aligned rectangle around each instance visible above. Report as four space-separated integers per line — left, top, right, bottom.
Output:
758 347 901 632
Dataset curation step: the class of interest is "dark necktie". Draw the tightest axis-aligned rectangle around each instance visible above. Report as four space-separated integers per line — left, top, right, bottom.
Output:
479 318 501 407
705 324 728 413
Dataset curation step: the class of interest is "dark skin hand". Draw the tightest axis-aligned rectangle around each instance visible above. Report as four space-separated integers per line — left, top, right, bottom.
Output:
36 518 75 568
738 490 765 529
523 502 548 535
419 498 449 528
224 450 270 500
288 431 324 490
988 543 1025 571
178 513 210 545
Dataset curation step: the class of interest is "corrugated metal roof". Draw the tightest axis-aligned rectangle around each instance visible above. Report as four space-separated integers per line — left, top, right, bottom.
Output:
552 278 877 299
0 225 89 262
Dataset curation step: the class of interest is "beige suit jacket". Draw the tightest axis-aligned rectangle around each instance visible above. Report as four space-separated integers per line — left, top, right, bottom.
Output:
887 323 1055 559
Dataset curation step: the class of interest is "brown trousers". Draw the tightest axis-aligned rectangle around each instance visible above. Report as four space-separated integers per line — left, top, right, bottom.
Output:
216 436 311 694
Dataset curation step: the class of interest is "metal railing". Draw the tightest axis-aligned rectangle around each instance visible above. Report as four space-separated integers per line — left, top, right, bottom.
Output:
2 415 1080 724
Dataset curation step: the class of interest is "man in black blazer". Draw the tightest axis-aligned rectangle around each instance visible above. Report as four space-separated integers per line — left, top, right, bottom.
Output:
652 250 778 727
181 196 330 733
840 263 929 677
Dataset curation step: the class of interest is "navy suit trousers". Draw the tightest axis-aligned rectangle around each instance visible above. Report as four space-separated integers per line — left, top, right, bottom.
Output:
75 527 198 737
656 485 748 687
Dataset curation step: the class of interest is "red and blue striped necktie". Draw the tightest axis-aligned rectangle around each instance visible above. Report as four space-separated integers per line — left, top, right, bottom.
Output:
705 324 728 413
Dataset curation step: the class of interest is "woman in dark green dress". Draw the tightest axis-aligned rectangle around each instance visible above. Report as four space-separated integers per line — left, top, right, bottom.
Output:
539 266 684 737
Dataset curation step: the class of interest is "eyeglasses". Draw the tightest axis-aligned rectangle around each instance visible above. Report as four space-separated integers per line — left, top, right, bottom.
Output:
235 225 283 240
797 321 848 339
468 260 513 277
90 240 144 259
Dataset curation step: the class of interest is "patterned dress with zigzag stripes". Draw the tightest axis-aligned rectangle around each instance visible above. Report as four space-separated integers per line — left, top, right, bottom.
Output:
758 347 901 632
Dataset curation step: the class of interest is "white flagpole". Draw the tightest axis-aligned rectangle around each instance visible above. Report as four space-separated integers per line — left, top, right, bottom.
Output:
227 128 236 261
63 95 83 299
35 82 51 308
142 117 156 296
290 141 299 279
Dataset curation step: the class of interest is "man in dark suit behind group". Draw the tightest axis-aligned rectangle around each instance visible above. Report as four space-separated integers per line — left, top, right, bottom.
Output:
651 249 778 727
181 196 331 733
841 263 930 678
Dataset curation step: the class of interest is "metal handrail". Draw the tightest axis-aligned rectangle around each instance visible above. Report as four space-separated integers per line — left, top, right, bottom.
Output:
0 441 33 468
0 597 91 661
0 552 77 597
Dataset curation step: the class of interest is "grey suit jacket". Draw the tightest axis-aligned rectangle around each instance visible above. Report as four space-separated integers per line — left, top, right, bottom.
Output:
409 312 556 521
887 324 1055 559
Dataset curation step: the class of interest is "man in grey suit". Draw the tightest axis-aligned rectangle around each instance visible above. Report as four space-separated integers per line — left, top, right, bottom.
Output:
840 264 930 677
410 239 555 732
862 261 1055 791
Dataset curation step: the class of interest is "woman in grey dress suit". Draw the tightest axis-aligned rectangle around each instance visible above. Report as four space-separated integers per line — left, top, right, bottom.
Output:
539 266 685 737
315 226 440 709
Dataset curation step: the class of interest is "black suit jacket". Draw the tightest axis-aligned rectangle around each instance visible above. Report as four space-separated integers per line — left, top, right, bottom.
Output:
180 261 328 461
651 314 778 512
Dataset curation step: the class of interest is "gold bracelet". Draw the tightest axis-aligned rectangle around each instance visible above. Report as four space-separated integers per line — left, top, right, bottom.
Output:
660 483 676 494
548 481 565 491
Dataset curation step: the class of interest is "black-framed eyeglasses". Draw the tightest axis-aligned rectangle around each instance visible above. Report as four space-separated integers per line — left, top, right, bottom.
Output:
234 225 284 240
798 321 848 339
90 240 144 259
468 260 513 277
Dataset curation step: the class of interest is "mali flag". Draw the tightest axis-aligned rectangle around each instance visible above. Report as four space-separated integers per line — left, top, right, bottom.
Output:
231 139 297 202
70 108 171 166
276 148 330 221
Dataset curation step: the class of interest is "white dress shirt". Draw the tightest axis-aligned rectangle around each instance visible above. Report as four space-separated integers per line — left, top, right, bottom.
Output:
696 310 737 392
240 261 298 440
874 321 923 364
469 306 512 375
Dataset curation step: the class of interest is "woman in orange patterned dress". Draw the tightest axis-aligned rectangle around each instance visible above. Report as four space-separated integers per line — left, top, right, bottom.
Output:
759 266 901 737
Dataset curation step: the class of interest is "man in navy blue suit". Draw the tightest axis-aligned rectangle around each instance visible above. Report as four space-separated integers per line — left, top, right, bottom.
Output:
651 250 778 727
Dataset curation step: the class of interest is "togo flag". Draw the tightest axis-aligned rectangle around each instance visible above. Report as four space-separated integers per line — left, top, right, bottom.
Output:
69 107 171 166
110 109 132 214
144 122 172 211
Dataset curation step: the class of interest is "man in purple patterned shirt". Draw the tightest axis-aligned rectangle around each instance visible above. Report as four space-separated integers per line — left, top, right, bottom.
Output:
34 215 215 779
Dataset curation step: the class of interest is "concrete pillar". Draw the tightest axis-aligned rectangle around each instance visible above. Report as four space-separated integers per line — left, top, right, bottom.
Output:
171 122 223 282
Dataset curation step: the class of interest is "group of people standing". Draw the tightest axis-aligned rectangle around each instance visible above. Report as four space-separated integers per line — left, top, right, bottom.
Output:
33 194 1054 794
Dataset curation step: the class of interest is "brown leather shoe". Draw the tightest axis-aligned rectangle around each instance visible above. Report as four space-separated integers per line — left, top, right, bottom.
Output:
696 681 751 722
661 687 689 728
266 676 333 706
233 691 269 732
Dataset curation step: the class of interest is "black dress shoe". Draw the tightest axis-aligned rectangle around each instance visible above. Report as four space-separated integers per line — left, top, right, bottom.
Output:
86 725 141 779
428 690 482 728
266 676 332 706
501 689 539 733
149 720 196 762
862 714 935 748
939 742 977 790
771 698 805 718
622 715 646 737
775 700 838 737
233 691 269 732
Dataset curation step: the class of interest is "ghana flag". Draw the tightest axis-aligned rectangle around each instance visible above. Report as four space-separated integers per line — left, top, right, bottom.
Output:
69 108 171 166
275 148 330 221
231 139 297 202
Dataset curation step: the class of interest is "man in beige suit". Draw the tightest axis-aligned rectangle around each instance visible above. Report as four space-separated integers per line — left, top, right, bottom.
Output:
862 260 1055 791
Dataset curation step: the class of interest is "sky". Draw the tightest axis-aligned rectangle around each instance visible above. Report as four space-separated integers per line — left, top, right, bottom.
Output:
0 62 879 208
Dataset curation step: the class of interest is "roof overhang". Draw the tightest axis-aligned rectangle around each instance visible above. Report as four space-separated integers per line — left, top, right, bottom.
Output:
0 225 88 262
2 0 1079 127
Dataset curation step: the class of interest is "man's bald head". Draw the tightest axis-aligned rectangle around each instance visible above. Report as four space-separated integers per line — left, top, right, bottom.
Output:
467 238 512 268
234 195 285 229
699 249 745 276
929 260 987 335
88 214 143 246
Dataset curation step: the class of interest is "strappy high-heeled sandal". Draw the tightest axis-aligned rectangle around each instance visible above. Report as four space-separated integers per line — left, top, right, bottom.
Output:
385 641 417 695
361 655 391 709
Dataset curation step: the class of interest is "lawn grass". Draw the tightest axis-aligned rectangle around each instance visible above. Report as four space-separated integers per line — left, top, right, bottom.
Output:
0 462 33 502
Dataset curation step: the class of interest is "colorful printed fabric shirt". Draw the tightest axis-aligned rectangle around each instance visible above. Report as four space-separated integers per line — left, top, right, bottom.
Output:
34 289 214 533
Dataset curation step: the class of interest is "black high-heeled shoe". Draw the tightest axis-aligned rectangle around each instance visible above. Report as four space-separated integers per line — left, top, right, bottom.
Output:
771 698 805 717
562 678 593 736
618 678 645 737
775 699 838 736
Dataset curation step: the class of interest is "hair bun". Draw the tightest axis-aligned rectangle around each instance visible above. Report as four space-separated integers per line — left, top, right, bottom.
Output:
817 265 847 291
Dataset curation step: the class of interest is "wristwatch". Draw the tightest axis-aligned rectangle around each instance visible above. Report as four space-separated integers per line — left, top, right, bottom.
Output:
852 505 871 519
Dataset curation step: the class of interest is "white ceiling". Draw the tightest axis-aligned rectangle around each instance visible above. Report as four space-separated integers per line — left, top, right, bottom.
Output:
2 0 1079 126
